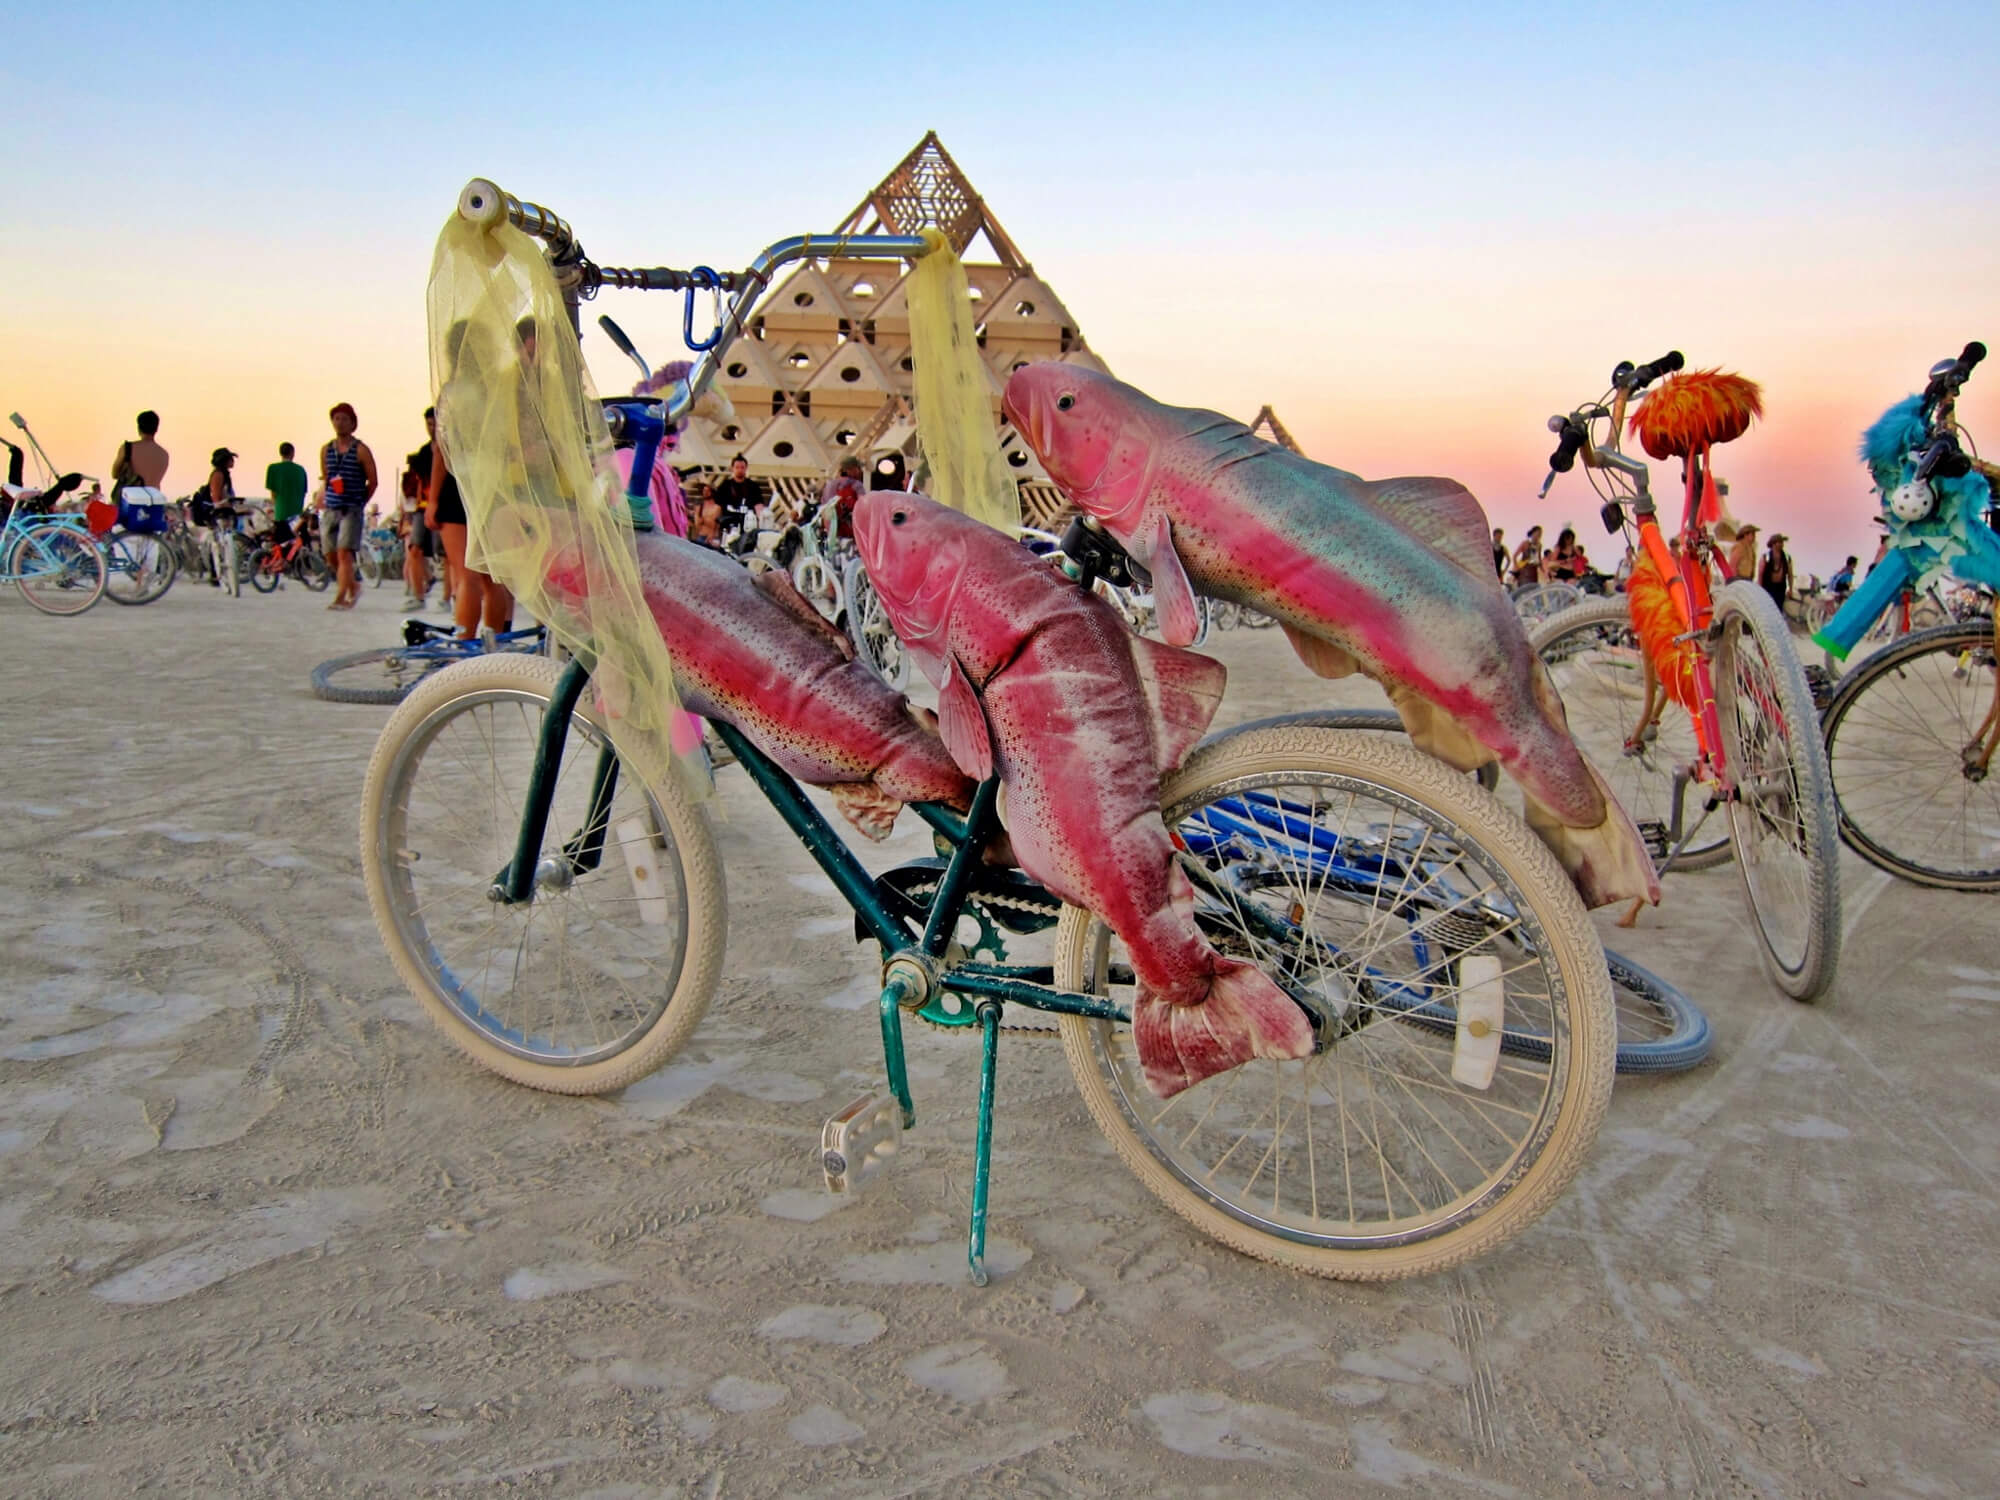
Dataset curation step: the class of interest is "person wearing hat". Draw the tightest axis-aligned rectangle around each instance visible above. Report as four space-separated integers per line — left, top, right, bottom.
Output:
319 402 377 610
196 447 248 590
1719 519 1759 583
1759 532 1794 617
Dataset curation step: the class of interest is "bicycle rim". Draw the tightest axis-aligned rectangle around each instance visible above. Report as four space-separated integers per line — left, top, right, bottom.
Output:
1823 623 2000 890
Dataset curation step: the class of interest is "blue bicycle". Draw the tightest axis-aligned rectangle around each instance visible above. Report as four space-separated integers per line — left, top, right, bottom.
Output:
0 473 106 615
311 618 549 704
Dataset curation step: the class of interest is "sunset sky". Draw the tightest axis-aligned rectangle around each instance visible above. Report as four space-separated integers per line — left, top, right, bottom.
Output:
7 2 1998 577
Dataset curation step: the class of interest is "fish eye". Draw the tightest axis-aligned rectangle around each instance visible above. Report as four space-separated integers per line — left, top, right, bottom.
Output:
1056 394 1076 411
891 510 907 525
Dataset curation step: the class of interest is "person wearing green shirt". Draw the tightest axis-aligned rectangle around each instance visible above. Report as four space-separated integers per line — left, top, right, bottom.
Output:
265 442 309 540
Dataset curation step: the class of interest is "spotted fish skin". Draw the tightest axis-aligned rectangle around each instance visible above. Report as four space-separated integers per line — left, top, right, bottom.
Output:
1003 363 1659 909
853 490 1314 1097
553 533 973 837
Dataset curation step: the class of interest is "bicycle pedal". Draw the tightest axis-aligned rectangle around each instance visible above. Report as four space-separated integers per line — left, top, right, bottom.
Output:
821 1093 902 1195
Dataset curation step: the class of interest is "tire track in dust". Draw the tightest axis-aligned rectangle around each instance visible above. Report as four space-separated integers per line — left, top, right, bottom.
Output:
1449 1266 1504 1465
1565 1006 1800 1498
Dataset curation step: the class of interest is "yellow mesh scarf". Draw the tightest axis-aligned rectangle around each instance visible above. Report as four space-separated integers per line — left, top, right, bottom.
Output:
425 213 696 802
906 228 1021 534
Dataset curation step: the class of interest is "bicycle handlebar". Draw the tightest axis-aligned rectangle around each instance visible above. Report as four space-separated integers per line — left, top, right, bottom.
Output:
459 179 579 260
455 178 941 425
1611 350 1683 393
1924 341 1987 407
1545 414 1586 475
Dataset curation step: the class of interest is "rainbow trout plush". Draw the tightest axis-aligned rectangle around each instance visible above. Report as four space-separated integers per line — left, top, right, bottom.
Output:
1004 364 1658 909
853 490 1314 1097
548 533 974 838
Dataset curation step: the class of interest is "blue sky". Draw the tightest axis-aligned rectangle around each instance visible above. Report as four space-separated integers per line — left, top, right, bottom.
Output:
6 2 1998 571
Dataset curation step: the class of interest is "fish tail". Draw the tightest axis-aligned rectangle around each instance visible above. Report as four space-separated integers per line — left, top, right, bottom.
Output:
1512 663 1661 907
1132 958 1315 1099
1521 757 1662 908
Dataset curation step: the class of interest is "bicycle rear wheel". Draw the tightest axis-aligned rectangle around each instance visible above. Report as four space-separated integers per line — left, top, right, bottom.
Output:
1711 581 1842 999
1055 724 1616 1280
361 653 725 1093
842 556 910 691
1512 581 1582 628
1822 621 2000 890
1532 598 1731 870
297 548 333 591
104 531 178 605
312 646 449 705
12 525 106 615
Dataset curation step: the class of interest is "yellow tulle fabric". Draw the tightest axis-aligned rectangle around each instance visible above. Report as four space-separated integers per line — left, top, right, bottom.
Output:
905 228 1021 534
425 213 697 801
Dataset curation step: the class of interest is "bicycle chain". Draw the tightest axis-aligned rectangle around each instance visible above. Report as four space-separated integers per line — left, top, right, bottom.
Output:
888 875 1068 1038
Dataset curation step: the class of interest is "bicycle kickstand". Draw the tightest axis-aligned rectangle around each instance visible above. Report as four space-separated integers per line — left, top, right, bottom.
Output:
967 999 1002 1287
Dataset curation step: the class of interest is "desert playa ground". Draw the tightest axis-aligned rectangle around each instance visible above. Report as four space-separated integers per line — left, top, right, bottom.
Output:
0 582 1995 1498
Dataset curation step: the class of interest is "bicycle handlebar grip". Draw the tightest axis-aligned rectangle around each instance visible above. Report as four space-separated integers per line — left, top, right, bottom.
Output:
458 179 507 228
1632 351 1685 387
1547 418 1584 474
1961 341 1987 373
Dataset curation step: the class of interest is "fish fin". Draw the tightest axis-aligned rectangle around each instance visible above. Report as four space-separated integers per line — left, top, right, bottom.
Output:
1361 476 1499 586
827 781 902 841
753 568 855 660
1146 513 1204 647
937 659 995 781
1521 756 1662 908
1281 622 1361 679
1128 635 1228 774
1132 959 1315 1099
1383 683 1495 775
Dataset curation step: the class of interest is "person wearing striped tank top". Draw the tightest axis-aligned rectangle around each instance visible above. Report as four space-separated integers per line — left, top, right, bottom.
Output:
318 402 377 609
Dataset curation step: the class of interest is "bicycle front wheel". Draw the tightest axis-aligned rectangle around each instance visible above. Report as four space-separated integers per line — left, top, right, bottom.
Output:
1822 621 2000 890
1711 581 1842 999
246 545 281 593
12 525 107 615
1532 598 1730 870
104 531 178 605
361 653 726 1093
1055 724 1616 1280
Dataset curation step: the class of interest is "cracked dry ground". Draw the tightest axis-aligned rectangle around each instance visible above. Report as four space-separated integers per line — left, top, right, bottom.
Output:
1 585 1995 1497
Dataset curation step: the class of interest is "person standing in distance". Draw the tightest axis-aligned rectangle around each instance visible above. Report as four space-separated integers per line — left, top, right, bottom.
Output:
319 402 376 610
712 454 764 552
265 441 308 543
109 409 170 496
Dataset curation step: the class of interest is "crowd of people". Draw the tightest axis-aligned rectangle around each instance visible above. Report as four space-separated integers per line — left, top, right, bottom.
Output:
1490 517 1831 618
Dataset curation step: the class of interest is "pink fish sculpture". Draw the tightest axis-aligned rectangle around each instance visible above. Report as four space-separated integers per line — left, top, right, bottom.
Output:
548 533 975 838
1003 364 1659 909
853 489 1315 1097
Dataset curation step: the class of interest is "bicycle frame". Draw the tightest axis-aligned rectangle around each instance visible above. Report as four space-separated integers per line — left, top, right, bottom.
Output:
1577 398 1735 792
490 654 1124 1282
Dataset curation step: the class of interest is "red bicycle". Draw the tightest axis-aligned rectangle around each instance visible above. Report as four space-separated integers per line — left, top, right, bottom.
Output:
247 527 332 593
1532 353 1841 1000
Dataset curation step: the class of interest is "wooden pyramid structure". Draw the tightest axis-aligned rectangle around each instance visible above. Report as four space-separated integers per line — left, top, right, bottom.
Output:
681 131 1107 526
